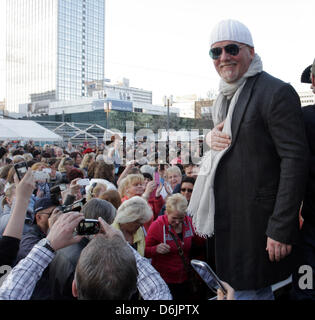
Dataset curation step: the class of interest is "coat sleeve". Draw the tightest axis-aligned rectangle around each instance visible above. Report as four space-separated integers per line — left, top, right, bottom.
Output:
145 220 163 258
265 84 310 244
148 195 165 220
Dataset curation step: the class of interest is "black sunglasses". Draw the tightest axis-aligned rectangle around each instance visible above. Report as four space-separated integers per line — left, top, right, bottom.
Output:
181 188 193 193
209 44 246 60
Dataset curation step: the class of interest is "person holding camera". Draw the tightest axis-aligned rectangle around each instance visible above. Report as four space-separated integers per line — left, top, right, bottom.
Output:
0 169 36 268
13 198 58 299
0 211 85 300
48 198 116 300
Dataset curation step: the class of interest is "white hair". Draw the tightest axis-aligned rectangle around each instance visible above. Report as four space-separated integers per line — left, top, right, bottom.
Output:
114 196 153 225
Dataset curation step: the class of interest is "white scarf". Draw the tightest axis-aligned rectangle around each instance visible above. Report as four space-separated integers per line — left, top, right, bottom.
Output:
188 54 263 238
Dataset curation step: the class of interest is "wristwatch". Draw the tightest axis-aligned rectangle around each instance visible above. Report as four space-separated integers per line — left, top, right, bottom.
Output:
37 238 56 253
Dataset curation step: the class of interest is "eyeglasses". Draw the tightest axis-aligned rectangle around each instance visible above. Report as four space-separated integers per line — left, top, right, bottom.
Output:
209 44 246 60
181 188 193 193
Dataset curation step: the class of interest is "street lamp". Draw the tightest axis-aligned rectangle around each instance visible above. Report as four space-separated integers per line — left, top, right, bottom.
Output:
104 101 111 129
163 95 173 145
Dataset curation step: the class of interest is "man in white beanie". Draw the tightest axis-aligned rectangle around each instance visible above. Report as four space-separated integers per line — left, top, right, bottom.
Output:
188 19 309 299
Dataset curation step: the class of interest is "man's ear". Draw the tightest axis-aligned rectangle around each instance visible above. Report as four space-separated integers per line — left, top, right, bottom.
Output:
249 46 255 59
72 279 78 298
35 213 41 224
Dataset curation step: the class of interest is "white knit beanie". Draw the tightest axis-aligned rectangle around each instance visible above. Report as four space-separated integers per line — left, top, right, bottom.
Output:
210 19 254 48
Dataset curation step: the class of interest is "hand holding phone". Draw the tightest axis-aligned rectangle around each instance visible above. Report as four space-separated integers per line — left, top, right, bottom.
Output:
14 162 28 181
191 259 227 296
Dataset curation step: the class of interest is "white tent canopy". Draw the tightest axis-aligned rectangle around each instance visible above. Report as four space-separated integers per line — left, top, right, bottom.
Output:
0 119 62 142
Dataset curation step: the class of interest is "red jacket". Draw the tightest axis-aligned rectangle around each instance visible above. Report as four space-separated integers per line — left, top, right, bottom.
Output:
145 215 204 284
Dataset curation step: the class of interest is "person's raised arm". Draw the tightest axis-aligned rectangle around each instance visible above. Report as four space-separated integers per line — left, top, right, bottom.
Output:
3 169 36 240
117 160 136 186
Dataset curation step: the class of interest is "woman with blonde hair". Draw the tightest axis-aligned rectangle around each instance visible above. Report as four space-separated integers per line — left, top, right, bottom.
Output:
80 153 95 177
118 174 145 201
58 157 74 183
31 162 48 171
118 173 164 226
0 184 16 218
145 193 205 300
86 182 107 202
112 196 153 256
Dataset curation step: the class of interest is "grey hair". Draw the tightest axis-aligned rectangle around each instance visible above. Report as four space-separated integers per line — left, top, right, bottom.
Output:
166 193 188 215
81 198 116 224
166 165 182 177
75 235 138 300
114 196 153 225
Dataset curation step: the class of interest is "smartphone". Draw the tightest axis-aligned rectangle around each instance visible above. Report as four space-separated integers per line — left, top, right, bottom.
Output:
77 219 100 235
191 259 227 295
14 162 28 181
77 178 90 186
33 171 50 182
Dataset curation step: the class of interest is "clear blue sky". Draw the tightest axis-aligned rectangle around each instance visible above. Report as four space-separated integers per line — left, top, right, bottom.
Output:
0 0 314 105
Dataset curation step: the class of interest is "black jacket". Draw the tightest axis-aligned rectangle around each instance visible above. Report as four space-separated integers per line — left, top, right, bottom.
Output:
49 237 89 300
213 72 309 290
301 105 315 226
0 236 20 267
15 224 46 263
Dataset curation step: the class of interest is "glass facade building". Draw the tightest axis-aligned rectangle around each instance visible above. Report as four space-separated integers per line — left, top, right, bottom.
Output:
6 0 105 112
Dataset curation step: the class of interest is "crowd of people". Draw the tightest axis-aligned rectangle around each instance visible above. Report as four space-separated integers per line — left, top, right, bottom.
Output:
0 135 233 300
0 18 314 301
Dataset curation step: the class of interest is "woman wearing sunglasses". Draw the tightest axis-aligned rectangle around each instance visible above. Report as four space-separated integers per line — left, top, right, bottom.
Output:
180 176 195 204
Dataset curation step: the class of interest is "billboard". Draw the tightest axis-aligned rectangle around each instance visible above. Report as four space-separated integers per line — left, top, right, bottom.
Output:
92 99 133 112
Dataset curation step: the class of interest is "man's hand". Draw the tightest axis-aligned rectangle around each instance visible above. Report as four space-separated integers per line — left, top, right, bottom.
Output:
217 281 235 300
266 237 292 262
46 212 84 251
206 121 231 151
98 217 124 240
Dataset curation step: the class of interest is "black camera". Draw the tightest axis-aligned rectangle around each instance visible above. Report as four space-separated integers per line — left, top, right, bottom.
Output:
77 219 100 235
14 162 28 181
61 198 86 213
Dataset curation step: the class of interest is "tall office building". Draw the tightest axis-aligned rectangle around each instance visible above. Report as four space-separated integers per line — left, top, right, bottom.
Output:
6 0 105 112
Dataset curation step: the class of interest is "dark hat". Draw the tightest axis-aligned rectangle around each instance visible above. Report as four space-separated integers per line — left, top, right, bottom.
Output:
32 150 41 157
0 147 7 159
301 65 312 84
34 197 56 214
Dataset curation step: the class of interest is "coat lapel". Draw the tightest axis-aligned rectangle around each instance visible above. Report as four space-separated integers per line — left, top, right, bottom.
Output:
230 73 261 147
